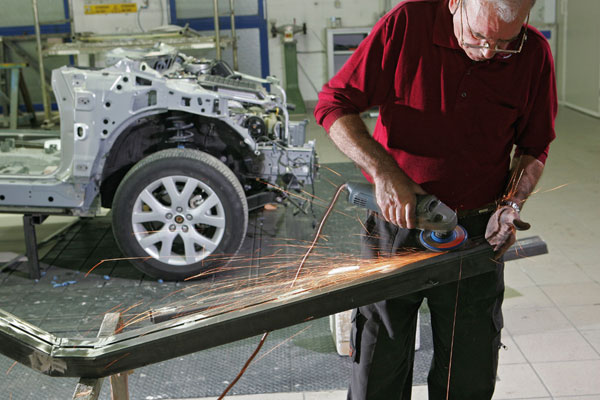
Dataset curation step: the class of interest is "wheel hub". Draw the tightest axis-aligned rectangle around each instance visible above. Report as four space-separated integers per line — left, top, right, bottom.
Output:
174 215 185 224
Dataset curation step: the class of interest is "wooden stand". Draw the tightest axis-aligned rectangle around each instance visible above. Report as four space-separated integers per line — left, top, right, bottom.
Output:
72 313 132 400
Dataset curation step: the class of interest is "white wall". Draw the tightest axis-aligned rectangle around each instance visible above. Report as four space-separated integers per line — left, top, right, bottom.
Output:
556 0 600 117
266 0 402 103
72 0 170 35
529 0 558 66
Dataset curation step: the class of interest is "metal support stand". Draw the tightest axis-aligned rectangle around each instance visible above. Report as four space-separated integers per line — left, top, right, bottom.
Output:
283 41 306 114
229 0 238 70
22 214 47 280
31 0 52 127
271 22 308 114
72 313 131 400
7 65 19 129
213 0 221 60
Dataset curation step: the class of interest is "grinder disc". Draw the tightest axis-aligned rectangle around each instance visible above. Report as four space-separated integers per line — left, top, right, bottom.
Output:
419 225 468 252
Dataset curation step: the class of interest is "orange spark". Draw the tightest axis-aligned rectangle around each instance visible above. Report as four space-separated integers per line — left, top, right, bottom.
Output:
6 361 17 375
541 182 571 193
318 164 342 177
103 353 131 370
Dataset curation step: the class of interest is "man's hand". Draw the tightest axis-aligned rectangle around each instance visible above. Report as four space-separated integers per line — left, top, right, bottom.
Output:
373 171 427 229
327 114 428 229
485 206 531 258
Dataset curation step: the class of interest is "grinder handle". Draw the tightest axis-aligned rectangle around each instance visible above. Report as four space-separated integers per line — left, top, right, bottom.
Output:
346 181 457 232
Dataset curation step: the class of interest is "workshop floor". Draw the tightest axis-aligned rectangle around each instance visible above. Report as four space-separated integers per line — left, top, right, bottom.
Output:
0 105 599 400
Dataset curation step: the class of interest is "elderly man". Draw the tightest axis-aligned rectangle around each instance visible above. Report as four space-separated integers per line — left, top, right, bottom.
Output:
314 0 556 399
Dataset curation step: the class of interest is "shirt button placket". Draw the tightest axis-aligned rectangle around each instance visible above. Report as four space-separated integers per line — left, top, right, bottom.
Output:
461 69 471 99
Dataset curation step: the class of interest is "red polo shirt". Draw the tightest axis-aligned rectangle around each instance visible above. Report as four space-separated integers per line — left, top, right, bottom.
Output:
314 0 557 210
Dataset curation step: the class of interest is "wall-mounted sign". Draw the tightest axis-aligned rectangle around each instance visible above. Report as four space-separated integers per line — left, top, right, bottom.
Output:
84 3 138 15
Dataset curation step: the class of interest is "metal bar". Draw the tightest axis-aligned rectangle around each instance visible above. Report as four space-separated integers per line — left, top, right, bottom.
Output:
31 0 51 122
0 33 70 42
0 130 60 139
18 69 37 126
213 0 221 60
257 0 270 79
0 217 77 274
66 0 74 39
0 237 548 379
22 214 41 279
3 39 53 92
9 68 19 129
503 235 548 261
0 38 7 122
0 25 70 38
229 0 238 70
0 89 10 105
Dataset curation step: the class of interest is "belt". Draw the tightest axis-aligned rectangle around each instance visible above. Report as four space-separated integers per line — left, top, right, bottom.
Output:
457 203 497 218
457 203 497 239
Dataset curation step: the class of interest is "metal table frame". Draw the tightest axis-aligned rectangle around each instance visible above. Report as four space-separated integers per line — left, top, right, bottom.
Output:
0 238 547 379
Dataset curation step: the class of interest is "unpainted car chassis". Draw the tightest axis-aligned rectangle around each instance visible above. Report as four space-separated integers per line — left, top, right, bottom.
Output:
0 45 318 279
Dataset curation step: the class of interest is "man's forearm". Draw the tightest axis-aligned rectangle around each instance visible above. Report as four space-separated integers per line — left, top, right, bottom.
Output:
328 114 426 228
505 154 545 210
328 114 402 181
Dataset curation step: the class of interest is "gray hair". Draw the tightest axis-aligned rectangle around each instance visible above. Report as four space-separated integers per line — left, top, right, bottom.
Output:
474 0 536 22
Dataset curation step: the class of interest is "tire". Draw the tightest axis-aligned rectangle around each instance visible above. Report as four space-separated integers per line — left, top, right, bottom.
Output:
111 148 248 280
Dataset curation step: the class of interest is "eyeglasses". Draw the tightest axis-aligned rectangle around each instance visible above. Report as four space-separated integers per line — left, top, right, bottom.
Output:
459 0 529 54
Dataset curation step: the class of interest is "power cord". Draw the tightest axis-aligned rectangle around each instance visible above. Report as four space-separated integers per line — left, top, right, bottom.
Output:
137 0 165 33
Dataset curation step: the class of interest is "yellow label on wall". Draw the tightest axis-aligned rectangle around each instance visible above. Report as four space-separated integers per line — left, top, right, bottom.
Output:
84 4 138 15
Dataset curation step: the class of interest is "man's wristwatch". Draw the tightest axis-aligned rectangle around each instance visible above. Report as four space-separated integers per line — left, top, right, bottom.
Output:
502 200 521 214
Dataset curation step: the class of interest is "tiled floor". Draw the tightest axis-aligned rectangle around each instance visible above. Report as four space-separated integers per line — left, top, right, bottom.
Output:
189 106 600 400
1 105 598 399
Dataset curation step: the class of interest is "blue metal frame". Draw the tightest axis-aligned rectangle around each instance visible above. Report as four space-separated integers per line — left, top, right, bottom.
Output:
0 24 70 37
169 0 270 78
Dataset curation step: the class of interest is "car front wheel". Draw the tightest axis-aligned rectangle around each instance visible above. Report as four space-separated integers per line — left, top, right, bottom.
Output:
111 148 248 280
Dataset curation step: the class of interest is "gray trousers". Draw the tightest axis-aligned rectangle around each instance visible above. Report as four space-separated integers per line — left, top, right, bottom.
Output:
348 212 503 400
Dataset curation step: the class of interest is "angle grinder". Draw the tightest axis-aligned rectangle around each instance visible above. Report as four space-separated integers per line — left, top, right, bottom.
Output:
346 181 468 252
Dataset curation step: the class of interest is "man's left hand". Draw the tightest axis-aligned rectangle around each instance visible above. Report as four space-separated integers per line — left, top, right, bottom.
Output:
485 206 531 258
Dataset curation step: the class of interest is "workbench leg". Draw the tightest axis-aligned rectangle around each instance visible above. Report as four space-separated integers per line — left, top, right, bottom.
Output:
109 314 132 400
110 372 130 400
9 67 19 130
72 378 105 400
23 215 41 280
71 313 127 400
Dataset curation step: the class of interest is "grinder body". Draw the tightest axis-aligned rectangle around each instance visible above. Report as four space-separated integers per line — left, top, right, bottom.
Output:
346 181 468 251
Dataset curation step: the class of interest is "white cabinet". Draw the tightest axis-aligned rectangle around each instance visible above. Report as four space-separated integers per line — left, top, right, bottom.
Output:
326 27 371 80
